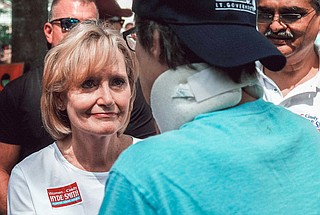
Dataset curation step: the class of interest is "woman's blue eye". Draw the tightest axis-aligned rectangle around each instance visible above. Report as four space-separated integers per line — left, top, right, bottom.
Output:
112 78 126 87
81 79 97 88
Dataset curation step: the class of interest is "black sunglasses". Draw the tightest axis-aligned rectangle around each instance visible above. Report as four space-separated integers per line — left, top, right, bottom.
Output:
258 9 315 24
50 18 80 31
122 27 137 52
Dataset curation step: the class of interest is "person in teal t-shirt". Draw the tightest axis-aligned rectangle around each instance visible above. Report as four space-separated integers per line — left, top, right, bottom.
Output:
99 0 320 214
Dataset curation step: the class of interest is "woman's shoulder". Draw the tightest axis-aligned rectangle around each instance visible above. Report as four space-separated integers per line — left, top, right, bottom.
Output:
15 142 57 170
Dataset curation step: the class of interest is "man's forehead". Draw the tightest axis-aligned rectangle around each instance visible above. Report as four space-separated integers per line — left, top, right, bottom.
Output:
258 0 312 7
52 0 98 20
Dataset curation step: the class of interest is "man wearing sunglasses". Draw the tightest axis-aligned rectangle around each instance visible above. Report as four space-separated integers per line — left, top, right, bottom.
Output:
0 0 156 214
257 0 320 130
43 0 98 48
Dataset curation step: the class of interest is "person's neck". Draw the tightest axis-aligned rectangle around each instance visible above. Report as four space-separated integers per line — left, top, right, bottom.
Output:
264 48 319 97
57 133 132 172
239 89 258 105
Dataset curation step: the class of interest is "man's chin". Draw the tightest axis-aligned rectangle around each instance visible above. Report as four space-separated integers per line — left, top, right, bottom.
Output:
268 40 293 56
277 46 295 59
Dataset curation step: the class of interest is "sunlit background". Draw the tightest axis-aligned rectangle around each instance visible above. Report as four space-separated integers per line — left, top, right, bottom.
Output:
118 0 134 27
0 0 134 63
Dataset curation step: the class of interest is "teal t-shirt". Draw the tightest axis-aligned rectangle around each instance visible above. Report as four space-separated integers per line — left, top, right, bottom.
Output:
99 99 320 214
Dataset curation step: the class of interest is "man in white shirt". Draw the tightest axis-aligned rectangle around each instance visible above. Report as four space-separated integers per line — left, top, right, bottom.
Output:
257 0 320 130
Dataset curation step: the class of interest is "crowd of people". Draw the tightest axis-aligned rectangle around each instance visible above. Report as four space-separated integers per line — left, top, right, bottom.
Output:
1 0 320 214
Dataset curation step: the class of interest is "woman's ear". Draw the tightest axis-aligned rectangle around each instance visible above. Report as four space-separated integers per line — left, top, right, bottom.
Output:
44 22 54 44
56 94 66 111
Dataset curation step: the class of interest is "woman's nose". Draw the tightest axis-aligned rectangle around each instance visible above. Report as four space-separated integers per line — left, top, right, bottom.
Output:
96 85 115 107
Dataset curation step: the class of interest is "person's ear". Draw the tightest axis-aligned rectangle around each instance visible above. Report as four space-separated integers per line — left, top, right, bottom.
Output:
150 30 161 59
44 22 54 44
56 94 67 111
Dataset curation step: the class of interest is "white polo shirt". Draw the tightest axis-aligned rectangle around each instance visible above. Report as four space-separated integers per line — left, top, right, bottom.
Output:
256 43 320 131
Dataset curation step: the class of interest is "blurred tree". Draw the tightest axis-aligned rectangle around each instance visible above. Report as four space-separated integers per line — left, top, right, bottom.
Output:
0 1 11 44
0 0 11 12
0 0 12 64
11 0 48 71
0 25 10 45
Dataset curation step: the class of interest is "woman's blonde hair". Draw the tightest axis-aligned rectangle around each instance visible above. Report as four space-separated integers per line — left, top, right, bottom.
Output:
41 22 137 140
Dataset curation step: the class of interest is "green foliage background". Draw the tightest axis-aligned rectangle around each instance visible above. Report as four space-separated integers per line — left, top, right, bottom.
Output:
0 25 11 46
0 0 11 46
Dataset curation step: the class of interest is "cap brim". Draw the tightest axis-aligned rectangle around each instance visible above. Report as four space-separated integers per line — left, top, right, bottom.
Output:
169 24 286 71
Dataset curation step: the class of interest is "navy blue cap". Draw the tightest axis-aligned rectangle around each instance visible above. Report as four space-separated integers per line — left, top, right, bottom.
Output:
133 0 286 71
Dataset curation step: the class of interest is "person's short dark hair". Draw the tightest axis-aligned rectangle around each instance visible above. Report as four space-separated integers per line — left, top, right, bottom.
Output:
135 17 255 83
135 17 202 69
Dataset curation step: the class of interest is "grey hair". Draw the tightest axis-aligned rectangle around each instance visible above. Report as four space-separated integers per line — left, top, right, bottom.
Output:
135 17 202 70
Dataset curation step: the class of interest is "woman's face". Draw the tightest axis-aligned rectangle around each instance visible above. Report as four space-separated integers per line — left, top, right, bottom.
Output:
64 52 131 137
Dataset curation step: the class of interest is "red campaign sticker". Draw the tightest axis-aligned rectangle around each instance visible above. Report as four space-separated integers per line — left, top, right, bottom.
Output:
47 182 82 208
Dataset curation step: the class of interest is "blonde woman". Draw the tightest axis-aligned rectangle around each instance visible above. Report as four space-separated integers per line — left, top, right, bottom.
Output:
7 22 139 214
